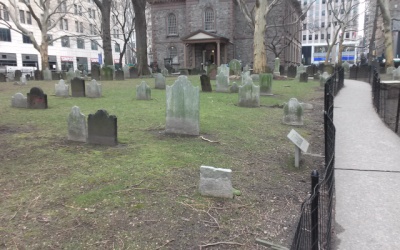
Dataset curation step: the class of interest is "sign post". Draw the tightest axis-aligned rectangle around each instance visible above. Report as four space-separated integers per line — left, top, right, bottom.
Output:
287 129 309 168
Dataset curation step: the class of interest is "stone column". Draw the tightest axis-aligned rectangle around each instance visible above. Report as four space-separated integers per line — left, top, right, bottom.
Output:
217 41 221 66
224 44 227 64
192 45 196 68
184 43 187 68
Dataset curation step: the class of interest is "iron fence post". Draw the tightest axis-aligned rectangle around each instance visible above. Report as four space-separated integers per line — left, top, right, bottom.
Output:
311 170 319 250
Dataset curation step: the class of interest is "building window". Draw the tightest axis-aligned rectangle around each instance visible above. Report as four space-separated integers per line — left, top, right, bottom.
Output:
334 21 338 26
74 4 78 14
322 0 326 3
327 33 331 39
340 9 344 14
116 29 119 38
80 22 83 33
315 34 318 40
168 46 178 64
303 23 307 29
77 38 85 49
167 13 177 35
26 11 32 24
308 35 312 40
47 34 53 46
321 22 325 28
61 36 70 47
79 6 82 16
19 10 25 23
92 10 96 19
303 35 306 41
328 22 331 27
303 1 307 5
204 8 215 31
60 18 68 30
88 8 92 18
91 40 98 50
115 43 120 53
94 25 97 35
0 28 11 42
75 20 79 32
22 34 32 44
59 0 67 13
329 10 332 15
90 24 93 34
345 32 350 38
322 10 325 16
321 33 325 40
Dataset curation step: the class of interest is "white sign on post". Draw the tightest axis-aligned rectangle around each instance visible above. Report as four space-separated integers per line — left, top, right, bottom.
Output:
287 129 309 153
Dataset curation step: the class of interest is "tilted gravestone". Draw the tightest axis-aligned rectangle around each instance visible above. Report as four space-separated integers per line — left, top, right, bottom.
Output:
0 73 6 82
283 98 303 126
199 166 233 199
154 73 166 89
91 64 100 80
86 79 102 98
230 82 239 93
229 59 241 76
27 87 47 109
216 70 229 93
11 93 27 108
34 70 43 80
238 77 260 107
87 109 117 146
260 73 273 95
71 77 85 97
129 67 138 78
136 81 151 100
14 70 22 81
67 106 87 142
299 72 308 82
115 70 124 80
55 79 69 97
43 68 52 81
166 75 200 135
200 74 212 92
287 65 297 78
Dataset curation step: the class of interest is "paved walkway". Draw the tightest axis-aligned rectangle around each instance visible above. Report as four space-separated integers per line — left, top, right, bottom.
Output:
334 79 400 249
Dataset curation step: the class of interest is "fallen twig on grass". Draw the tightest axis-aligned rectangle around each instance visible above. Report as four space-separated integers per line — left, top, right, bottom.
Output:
178 201 220 228
199 241 244 249
155 239 174 250
200 136 220 143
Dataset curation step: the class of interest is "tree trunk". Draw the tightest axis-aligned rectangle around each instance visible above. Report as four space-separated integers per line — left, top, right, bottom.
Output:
101 0 113 66
253 0 268 74
40 42 49 70
377 0 394 68
368 4 379 63
132 0 150 76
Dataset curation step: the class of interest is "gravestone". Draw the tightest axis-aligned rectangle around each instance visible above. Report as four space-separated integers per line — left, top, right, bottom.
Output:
358 65 371 79
82 70 88 78
180 69 189 75
86 79 102 98
282 98 303 126
229 59 241 76
51 72 61 80
218 64 230 77
67 106 87 142
238 77 260 107
60 72 67 81
241 71 252 85
129 67 138 78
74 69 81 78
320 72 330 86
87 109 117 146
349 65 357 79
21 75 27 85
66 68 75 83
115 70 124 80
342 61 350 73
393 67 400 80
260 73 273 95
386 66 395 77
55 79 69 97
136 81 151 100
34 70 43 80
71 77 85 97
299 72 308 82
154 73 166 89
101 66 113 80
199 166 233 199
287 65 297 78
200 74 212 92
251 74 260 84
91 64 100 80
274 57 280 76
243 64 250 73
313 73 320 80
0 73 6 82
306 64 318 76
230 82 239 93
15 70 22 81
165 75 200 135
216 71 229 93
27 87 48 109
207 65 217 80
11 93 27 108
280 65 285 76
123 65 130 78
43 68 52 81
161 67 169 77
323 65 334 74
296 64 305 78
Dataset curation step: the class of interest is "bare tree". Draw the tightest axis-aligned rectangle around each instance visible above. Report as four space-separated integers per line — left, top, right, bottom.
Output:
131 0 150 76
92 0 113 66
0 0 75 70
377 0 394 68
367 3 379 63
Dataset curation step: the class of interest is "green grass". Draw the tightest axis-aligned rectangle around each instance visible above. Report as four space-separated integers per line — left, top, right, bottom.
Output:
0 75 324 249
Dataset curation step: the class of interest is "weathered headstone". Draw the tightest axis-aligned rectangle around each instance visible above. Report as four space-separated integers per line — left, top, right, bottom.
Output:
67 106 87 142
274 57 280 76
200 74 212 92
283 98 303 126
218 64 230 77
243 64 251 73
251 74 260 84
386 66 395 77
216 70 229 93
207 65 217 80
0 73 6 82
14 70 22 81
230 82 239 93
199 165 233 199
313 73 320 80
342 61 350 73
87 109 117 146
229 59 241 76
20 75 27 85
86 79 102 98
34 70 43 80
43 68 52 81
101 66 114 81
91 64 100 80
66 68 75 83
154 73 166 89
393 67 400 80
299 72 308 82
74 69 82 78
115 70 124 80
320 72 330 86
323 64 334 74
296 64 305 78
27 87 47 109
136 81 151 100
287 65 297 78
123 65 130 78
55 79 69 97
165 75 200 135
71 77 85 97
51 72 61 80
349 65 357 79
238 77 260 107
129 67 138 78
11 93 27 108
260 73 273 95
241 71 252 85
161 67 169 77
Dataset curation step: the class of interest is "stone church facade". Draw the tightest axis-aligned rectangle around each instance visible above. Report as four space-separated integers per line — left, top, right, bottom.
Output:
148 0 303 72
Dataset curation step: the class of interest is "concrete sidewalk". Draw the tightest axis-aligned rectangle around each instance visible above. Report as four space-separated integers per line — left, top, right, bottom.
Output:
333 79 400 250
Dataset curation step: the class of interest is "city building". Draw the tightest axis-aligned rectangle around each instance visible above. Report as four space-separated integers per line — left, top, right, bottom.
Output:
301 0 360 65
0 0 130 72
148 0 303 72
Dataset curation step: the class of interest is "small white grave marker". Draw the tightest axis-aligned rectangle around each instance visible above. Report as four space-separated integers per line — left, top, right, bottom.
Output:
287 129 309 167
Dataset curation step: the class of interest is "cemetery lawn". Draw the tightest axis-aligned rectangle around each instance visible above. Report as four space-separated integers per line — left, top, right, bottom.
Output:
0 76 325 249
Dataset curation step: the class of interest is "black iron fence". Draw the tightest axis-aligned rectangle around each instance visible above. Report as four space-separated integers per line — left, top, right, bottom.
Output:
372 68 400 135
291 67 344 250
